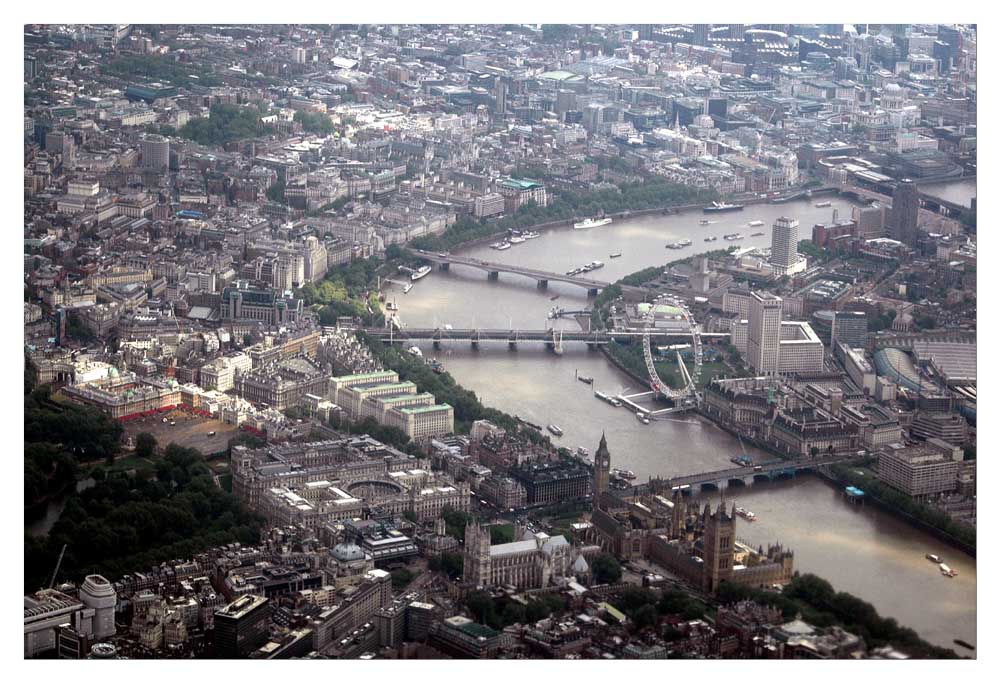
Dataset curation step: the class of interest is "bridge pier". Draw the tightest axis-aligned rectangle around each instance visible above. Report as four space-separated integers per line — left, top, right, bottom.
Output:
536 279 548 290
587 288 599 298
438 262 450 272
487 271 499 281
508 341 517 350
433 340 441 350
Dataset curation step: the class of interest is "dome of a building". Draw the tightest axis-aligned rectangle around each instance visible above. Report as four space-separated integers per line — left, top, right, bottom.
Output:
331 543 365 562
885 83 902 94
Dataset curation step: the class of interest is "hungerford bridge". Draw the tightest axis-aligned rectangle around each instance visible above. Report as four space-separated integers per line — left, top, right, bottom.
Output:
367 294 720 413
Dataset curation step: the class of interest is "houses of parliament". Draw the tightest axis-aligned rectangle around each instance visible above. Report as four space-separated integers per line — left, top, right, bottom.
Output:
460 433 794 595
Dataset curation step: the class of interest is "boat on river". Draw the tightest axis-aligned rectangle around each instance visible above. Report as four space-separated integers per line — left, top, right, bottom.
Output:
939 563 958 577
411 265 432 281
547 424 564 436
704 201 744 213
736 506 757 522
926 553 941 563
574 217 613 230
636 411 651 425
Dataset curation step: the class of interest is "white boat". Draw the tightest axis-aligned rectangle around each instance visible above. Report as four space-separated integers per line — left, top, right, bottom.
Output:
547 424 563 436
489 242 503 249
926 554 941 563
735 506 757 522
403 283 413 294
509 236 526 244
815 201 832 208
636 411 650 425
406 345 423 358
939 563 958 577
699 219 711 225
523 231 541 239
747 220 765 227
496 241 511 250
411 265 432 281
574 217 613 230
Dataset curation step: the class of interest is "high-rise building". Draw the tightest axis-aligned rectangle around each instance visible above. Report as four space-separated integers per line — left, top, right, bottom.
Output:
770 216 800 275
79 575 117 641
140 134 170 172
214 595 270 658
831 311 868 349
494 79 508 116
693 24 711 46
748 292 783 375
889 178 919 245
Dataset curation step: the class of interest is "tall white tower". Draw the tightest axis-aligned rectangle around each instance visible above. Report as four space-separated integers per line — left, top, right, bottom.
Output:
770 216 800 275
748 292 783 375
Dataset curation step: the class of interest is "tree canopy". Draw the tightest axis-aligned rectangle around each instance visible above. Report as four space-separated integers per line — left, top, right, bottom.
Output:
24 443 265 593
180 103 271 146
590 553 622 584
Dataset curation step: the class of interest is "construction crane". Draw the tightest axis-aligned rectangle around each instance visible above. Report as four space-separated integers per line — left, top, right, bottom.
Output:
49 544 67 590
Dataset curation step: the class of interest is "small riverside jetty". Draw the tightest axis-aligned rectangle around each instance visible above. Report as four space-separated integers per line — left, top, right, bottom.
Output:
844 486 866 504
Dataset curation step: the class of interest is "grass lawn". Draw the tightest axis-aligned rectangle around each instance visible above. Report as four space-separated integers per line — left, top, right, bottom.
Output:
653 359 732 389
93 454 156 474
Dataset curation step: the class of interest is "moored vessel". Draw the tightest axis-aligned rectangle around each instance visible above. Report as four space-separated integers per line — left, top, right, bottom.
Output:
574 217 613 230
703 201 744 213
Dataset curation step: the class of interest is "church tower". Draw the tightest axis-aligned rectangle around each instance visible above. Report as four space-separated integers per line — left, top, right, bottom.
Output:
593 432 611 509
702 501 736 594
463 520 491 587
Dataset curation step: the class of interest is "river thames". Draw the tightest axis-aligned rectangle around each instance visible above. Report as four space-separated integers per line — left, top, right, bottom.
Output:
391 191 975 651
